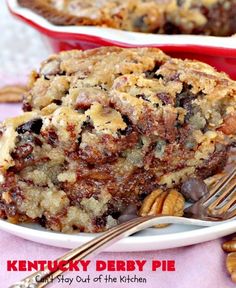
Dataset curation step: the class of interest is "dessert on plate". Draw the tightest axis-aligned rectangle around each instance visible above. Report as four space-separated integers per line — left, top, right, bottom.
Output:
18 0 236 36
0 47 236 233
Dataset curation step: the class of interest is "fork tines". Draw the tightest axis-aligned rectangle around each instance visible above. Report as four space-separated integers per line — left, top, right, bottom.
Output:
204 166 236 218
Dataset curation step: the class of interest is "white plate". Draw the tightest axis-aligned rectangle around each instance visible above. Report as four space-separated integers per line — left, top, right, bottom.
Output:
0 219 236 251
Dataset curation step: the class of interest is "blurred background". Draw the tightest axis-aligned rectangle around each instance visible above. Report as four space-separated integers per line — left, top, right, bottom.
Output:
0 1 50 86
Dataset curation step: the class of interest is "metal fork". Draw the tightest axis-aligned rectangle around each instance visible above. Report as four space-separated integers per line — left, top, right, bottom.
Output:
10 167 236 288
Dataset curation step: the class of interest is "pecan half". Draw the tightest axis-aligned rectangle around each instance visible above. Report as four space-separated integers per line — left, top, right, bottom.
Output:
219 113 236 135
139 188 185 228
223 238 236 253
222 237 236 283
226 253 236 283
0 85 27 103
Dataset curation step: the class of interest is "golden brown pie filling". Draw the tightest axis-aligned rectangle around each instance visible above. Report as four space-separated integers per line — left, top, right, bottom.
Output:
0 47 236 232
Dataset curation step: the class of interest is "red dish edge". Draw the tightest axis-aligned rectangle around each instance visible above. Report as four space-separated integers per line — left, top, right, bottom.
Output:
9 4 236 57
8 2 236 80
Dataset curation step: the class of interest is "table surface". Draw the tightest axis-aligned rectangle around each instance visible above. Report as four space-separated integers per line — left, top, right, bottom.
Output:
0 2 235 287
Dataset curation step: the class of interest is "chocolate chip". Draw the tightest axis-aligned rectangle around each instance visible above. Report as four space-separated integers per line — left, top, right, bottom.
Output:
139 191 149 201
163 22 181 34
144 63 161 79
111 211 121 219
181 177 208 202
118 214 137 224
117 204 138 224
176 87 194 109
17 118 43 135
22 102 32 112
72 225 79 230
136 94 147 100
118 116 133 136
123 204 137 215
39 215 47 228
52 99 62 105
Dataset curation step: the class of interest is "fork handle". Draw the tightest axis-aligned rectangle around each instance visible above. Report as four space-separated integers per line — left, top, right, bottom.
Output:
9 215 219 288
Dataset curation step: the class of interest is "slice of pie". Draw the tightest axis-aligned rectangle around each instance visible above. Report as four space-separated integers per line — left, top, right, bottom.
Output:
0 47 236 233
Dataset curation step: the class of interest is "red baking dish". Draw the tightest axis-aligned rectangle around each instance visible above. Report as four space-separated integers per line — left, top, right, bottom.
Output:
7 0 236 80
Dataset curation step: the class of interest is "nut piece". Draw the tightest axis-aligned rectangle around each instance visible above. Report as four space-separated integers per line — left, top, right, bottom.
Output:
139 189 163 216
223 238 236 253
232 271 236 283
139 188 185 228
162 190 185 217
226 252 236 274
222 238 236 283
0 85 27 103
226 252 236 283
219 113 236 135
